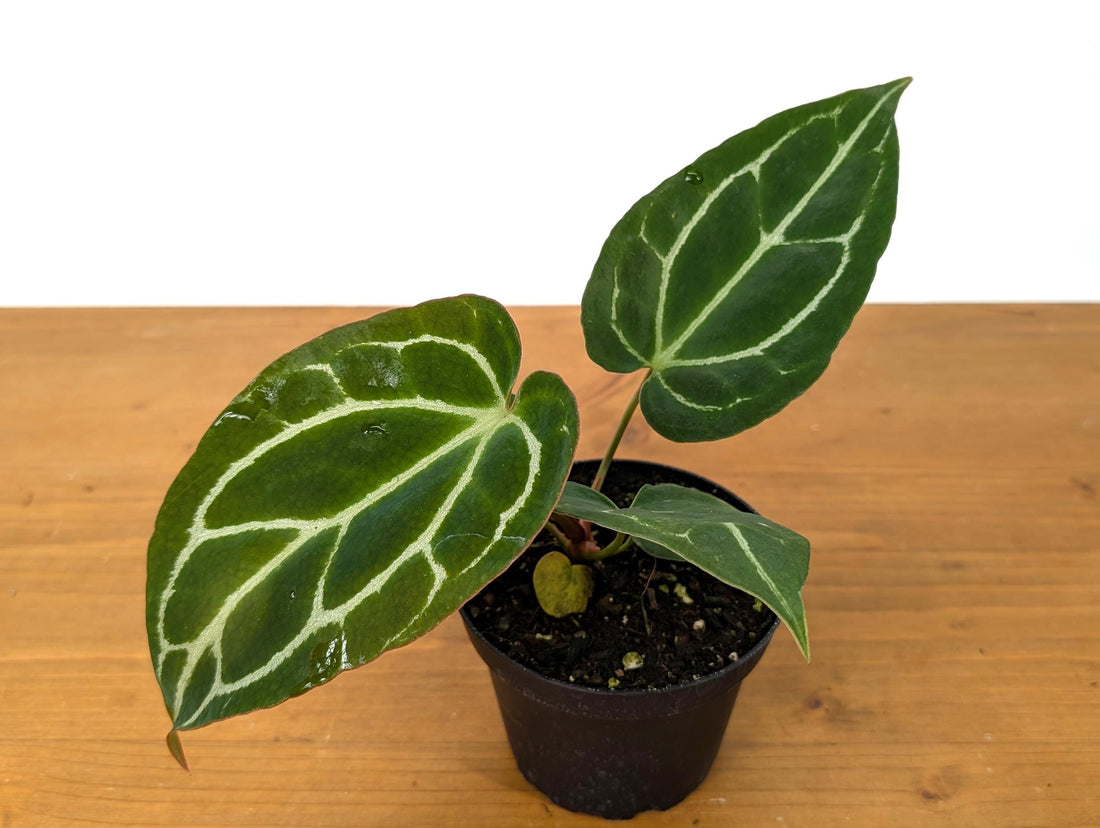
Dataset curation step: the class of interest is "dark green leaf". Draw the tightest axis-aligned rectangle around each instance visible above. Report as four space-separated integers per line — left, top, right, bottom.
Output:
147 296 579 730
582 79 909 441
555 481 810 658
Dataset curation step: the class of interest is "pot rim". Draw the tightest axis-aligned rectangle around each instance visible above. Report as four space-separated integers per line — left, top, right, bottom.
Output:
461 602 779 703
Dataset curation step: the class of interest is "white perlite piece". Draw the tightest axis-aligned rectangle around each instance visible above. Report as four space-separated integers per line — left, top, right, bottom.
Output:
622 651 644 671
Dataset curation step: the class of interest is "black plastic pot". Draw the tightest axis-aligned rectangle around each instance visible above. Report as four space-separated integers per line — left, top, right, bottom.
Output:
461 460 780 819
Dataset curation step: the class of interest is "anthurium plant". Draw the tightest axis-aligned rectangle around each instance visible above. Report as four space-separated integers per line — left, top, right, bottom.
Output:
147 79 908 765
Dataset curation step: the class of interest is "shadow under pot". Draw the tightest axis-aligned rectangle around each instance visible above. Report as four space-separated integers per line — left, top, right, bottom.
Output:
461 459 780 819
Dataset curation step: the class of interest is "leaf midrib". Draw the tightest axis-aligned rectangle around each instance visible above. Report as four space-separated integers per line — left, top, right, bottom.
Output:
164 404 538 729
156 390 509 675
647 80 906 372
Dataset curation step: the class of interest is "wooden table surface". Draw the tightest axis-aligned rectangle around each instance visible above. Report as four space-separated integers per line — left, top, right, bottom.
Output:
1 305 1098 827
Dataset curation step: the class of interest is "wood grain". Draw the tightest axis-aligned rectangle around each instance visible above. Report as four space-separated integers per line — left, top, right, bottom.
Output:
1 305 1097 827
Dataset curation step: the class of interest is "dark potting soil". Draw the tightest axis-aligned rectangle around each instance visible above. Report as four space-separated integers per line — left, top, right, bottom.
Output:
464 462 777 690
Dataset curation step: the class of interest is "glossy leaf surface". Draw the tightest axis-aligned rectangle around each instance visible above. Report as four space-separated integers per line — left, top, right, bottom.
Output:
582 79 909 442
147 296 578 730
555 482 810 658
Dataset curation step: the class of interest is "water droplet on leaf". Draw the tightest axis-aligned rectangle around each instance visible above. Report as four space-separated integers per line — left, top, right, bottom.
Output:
683 168 703 184
299 638 342 693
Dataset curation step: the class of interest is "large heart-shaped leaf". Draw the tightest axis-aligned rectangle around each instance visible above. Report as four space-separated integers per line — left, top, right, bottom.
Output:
582 79 909 442
147 295 578 731
555 481 810 658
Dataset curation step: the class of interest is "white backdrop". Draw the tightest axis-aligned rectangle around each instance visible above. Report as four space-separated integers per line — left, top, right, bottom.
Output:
2 1 1097 306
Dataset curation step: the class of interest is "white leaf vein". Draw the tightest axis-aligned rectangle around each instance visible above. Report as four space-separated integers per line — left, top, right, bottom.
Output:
156 330 524 725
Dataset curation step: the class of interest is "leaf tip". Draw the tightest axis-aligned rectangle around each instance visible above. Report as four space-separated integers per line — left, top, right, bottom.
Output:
166 729 190 772
885 76 913 105
795 626 811 663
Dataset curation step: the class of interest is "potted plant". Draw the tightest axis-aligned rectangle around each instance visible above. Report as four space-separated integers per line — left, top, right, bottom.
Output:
146 78 909 817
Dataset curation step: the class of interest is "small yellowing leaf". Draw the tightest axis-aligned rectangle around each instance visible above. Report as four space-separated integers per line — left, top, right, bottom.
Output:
532 551 594 618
